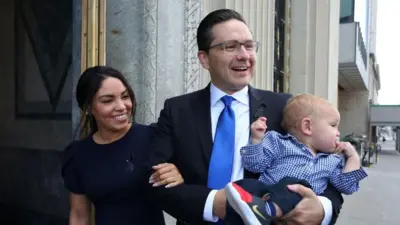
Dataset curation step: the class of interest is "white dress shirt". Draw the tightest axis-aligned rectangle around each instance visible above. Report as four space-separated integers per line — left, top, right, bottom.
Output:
202 83 332 225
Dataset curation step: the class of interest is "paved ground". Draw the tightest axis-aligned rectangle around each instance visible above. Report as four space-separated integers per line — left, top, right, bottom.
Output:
164 140 400 225
337 140 400 225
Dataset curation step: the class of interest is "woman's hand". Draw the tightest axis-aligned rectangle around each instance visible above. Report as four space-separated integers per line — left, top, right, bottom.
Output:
149 163 184 188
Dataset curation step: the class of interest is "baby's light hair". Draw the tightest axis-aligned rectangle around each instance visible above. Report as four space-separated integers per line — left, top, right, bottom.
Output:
281 94 331 133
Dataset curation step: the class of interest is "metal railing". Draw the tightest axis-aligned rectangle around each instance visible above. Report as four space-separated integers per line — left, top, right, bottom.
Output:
355 22 367 69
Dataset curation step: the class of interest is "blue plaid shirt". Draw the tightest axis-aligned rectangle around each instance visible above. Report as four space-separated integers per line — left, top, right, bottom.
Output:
241 131 367 195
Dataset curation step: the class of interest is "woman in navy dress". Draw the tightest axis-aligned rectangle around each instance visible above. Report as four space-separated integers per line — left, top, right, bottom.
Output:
62 66 183 225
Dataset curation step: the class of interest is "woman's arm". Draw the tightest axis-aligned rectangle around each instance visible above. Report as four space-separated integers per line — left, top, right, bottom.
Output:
69 193 91 225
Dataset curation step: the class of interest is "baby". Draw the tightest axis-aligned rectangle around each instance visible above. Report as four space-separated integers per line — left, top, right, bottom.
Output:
225 94 367 225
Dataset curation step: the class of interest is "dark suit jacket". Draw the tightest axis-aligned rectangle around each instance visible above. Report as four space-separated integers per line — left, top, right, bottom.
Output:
147 85 343 225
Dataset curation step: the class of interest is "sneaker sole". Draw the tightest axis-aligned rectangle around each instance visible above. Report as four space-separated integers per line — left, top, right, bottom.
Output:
226 183 262 225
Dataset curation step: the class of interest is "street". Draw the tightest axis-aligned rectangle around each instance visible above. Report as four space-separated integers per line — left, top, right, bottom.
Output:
337 140 400 225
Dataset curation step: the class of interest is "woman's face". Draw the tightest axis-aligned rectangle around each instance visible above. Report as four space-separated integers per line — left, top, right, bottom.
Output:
91 77 133 133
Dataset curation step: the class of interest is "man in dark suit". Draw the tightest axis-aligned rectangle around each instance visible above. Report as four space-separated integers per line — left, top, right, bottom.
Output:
148 9 343 225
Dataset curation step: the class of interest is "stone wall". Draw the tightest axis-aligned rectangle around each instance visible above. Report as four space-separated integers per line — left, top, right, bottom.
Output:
106 0 205 125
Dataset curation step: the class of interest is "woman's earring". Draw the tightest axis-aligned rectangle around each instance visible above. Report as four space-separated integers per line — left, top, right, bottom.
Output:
85 106 91 116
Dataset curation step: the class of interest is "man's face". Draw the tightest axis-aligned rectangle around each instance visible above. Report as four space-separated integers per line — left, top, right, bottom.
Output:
198 19 256 94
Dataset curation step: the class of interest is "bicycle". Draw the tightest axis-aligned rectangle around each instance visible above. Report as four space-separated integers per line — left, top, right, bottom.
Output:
361 141 380 167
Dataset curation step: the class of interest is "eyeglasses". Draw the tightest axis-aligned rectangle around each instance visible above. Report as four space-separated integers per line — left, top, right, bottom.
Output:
207 40 260 55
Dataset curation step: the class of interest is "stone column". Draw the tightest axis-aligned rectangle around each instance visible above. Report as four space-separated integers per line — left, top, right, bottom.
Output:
105 0 204 125
288 0 340 108
203 0 276 91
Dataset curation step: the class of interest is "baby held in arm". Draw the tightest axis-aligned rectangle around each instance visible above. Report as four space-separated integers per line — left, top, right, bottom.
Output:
225 94 367 225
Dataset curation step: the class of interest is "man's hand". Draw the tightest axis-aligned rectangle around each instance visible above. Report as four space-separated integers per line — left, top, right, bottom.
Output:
278 184 324 225
213 189 227 219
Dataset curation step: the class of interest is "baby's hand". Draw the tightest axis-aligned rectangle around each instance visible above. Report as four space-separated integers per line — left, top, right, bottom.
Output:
250 117 267 144
335 141 358 158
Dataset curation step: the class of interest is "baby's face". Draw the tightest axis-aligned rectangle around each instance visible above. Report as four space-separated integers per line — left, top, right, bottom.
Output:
310 106 341 153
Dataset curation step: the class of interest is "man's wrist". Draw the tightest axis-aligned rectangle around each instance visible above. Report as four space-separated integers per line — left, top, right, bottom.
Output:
318 196 333 225
203 190 219 222
213 189 226 219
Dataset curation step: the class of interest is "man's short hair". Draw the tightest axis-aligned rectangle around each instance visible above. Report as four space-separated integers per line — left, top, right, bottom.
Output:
196 9 245 52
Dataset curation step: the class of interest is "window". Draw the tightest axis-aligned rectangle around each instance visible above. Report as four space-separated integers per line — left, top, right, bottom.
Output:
340 0 355 23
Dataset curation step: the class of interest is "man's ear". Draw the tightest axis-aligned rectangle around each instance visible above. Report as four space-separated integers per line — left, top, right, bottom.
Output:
300 117 312 136
198 51 210 70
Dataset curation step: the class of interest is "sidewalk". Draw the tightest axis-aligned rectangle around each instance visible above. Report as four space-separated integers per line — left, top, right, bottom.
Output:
336 140 400 225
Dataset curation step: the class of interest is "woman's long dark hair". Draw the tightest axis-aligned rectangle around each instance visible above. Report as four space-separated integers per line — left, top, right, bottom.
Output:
74 66 136 139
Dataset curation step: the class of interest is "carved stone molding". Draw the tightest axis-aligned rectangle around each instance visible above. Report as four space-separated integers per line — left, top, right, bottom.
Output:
283 0 291 93
184 0 203 93
106 0 205 125
141 0 158 124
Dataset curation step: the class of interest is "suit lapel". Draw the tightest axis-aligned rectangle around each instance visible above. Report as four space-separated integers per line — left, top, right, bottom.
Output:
249 86 267 124
191 85 271 175
191 86 213 164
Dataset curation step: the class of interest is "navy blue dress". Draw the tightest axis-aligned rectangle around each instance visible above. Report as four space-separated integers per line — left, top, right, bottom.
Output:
62 123 165 225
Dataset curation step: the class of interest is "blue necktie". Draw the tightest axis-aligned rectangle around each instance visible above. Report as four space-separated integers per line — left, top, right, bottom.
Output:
208 96 235 224
208 95 235 189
